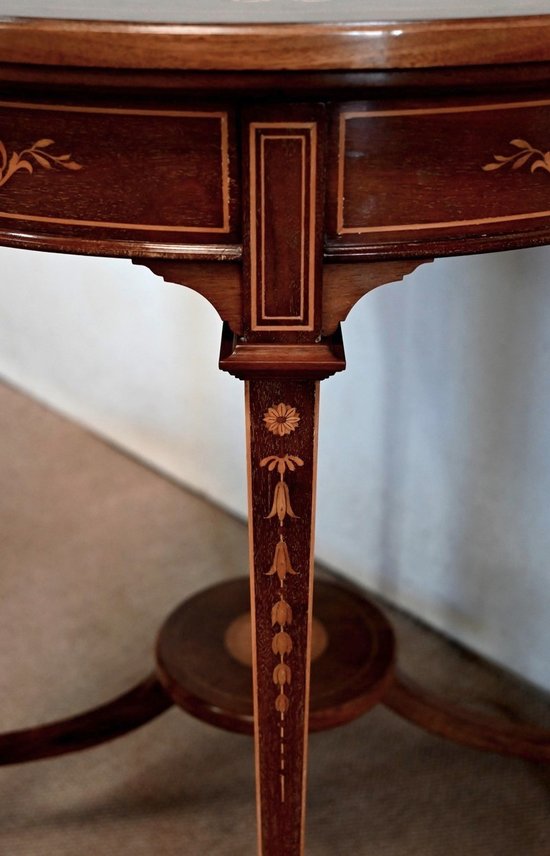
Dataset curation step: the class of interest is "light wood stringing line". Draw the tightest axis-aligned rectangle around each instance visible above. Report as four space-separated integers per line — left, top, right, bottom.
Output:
0 101 230 233
249 122 316 332
260 135 306 321
300 382 319 856
244 383 263 856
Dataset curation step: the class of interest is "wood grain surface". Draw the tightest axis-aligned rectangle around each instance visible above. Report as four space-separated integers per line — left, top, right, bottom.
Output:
2 8 550 855
246 380 319 856
329 98 550 248
136 260 243 333
1 11 550 71
155 576 396 736
0 100 239 246
385 672 550 762
0 674 172 765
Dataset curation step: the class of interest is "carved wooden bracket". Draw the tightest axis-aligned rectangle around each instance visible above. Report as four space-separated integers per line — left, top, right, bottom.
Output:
322 259 432 335
136 257 431 343
133 258 243 334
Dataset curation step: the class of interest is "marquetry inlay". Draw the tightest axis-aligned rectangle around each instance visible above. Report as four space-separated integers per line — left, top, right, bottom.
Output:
263 404 301 437
0 138 81 188
249 122 317 332
336 99 550 236
483 139 550 174
0 101 231 233
224 612 327 669
259 404 305 803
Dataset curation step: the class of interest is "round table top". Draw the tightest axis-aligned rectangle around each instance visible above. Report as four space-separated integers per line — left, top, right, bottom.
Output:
0 2 549 71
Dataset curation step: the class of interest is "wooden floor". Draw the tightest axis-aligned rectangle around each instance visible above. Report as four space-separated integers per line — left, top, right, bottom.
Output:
0 380 549 856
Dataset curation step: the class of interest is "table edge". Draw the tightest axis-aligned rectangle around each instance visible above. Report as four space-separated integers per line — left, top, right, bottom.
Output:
1 15 550 70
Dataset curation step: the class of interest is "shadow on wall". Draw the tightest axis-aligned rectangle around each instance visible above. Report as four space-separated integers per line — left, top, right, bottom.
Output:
318 246 550 690
0 243 549 690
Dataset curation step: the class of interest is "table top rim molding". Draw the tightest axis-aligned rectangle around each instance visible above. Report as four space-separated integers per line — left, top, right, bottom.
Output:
1 13 550 70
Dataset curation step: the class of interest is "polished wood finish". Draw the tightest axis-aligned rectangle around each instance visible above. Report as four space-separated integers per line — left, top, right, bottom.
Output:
0 99 239 254
327 97 550 259
0 674 172 766
225 612 329 669
2 85 550 262
385 672 550 763
242 104 325 343
137 260 426 340
219 324 346 381
245 380 319 856
2 11 550 72
2 6 550 855
3 582 547 771
155 577 396 735
246 118 320 335
321 261 429 335
3 64 550 101
136 260 243 333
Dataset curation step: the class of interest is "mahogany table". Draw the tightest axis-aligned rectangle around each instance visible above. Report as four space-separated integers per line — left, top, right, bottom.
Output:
1 4 550 854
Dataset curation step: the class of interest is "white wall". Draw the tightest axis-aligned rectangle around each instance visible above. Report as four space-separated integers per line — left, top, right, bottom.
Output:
1 245 549 690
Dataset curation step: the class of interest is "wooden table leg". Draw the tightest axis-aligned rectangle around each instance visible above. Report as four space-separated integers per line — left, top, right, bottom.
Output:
246 378 319 856
219 104 344 853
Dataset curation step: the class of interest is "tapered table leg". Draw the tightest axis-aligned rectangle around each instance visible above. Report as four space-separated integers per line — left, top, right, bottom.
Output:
246 378 319 856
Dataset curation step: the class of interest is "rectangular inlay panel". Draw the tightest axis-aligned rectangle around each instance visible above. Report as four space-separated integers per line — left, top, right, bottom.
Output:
329 98 550 242
0 100 238 242
249 123 317 332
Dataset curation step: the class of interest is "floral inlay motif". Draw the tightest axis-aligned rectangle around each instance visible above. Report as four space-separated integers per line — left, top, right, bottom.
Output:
263 403 301 437
260 453 303 475
267 536 298 581
0 139 82 188
272 596 293 722
261 406 303 802
260 455 304 523
483 139 550 175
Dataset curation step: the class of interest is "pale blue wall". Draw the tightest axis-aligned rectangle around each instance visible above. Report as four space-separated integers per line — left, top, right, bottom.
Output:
1 245 549 689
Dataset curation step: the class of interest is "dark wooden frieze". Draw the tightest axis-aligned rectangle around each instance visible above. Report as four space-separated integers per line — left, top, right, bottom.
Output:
326 97 550 259
0 99 240 255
